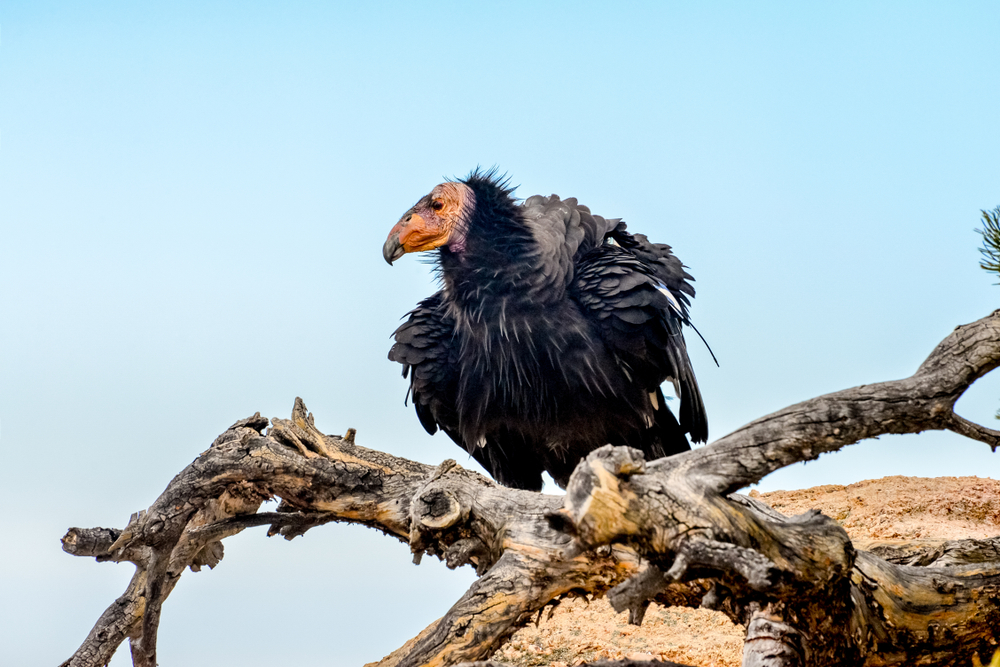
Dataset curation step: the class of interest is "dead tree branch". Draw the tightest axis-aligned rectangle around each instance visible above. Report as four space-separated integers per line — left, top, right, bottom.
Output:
552 310 1000 666
60 405 661 667
61 310 1000 666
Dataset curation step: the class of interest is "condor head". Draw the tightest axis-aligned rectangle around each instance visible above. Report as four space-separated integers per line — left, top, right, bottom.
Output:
382 181 475 264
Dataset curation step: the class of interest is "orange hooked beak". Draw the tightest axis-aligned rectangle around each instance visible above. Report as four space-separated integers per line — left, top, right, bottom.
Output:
382 211 449 265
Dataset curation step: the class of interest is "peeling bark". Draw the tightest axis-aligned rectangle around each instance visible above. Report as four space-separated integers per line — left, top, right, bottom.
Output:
61 311 1000 666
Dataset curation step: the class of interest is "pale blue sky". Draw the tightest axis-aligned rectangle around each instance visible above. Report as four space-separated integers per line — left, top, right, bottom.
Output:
2 3 998 665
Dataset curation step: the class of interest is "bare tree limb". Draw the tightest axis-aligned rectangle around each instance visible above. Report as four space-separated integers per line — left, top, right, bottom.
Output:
945 412 1000 451
61 311 1000 666
552 311 1000 666
650 309 1000 498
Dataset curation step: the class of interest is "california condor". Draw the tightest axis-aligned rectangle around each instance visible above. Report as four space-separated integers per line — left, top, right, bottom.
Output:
384 169 708 491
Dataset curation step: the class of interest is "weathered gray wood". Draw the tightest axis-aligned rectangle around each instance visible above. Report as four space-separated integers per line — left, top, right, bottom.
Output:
60 403 657 667
551 311 1000 666
60 311 1000 667
857 536 1000 566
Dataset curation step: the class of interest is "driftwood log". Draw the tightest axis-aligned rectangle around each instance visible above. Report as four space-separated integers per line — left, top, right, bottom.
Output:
60 310 1000 667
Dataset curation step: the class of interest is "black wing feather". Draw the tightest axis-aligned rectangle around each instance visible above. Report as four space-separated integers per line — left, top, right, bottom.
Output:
388 292 546 490
388 292 459 437
571 230 708 444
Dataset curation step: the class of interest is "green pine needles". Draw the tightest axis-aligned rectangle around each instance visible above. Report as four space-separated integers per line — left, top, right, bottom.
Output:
980 207 1000 422
978 206 1000 282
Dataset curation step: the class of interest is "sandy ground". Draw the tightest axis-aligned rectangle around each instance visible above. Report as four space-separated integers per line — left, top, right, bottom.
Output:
752 475 1000 541
490 475 1000 667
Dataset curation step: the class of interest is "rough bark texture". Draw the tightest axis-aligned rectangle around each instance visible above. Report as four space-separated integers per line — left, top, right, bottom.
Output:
61 310 1000 667
550 310 1000 666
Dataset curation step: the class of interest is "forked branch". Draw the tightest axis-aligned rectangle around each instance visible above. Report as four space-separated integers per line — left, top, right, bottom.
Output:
552 310 1000 666
61 311 1000 667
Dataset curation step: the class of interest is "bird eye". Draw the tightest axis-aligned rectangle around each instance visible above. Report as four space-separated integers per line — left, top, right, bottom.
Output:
431 200 445 211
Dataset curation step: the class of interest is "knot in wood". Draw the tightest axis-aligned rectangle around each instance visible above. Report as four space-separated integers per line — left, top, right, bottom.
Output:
414 488 465 530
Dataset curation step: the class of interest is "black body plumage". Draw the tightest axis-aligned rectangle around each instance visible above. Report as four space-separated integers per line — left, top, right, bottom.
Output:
388 170 708 490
